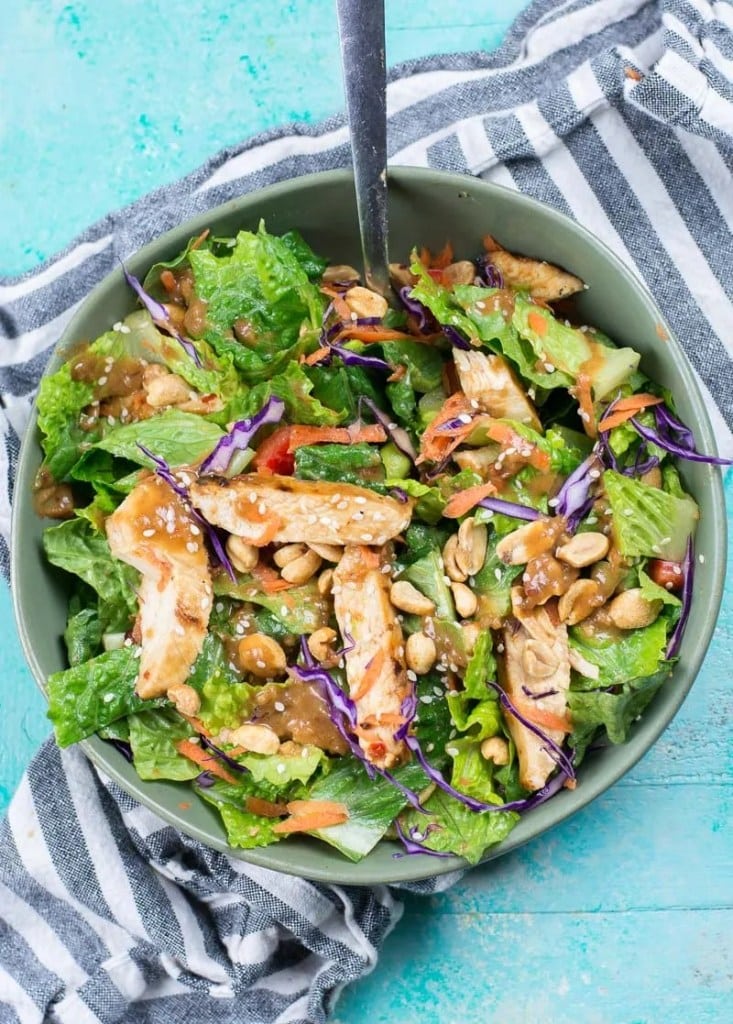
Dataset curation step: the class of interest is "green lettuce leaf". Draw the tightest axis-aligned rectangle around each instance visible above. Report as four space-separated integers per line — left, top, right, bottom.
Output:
128 709 199 781
400 789 518 865
212 575 330 634
603 469 698 561
569 616 671 690
399 549 455 620
88 408 223 469
47 646 155 746
43 518 138 632
194 779 284 849
238 745 324 789
63 602 103 666
308 759 429 861
295 443 385 487
187 634 254 735
36 362 96 480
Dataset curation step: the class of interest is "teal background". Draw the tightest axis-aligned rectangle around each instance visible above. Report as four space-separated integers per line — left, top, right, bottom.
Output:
1 2 731 1021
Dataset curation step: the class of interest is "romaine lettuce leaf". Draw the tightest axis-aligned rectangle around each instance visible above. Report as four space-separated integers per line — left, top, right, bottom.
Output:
194 779 284 850
89 408 223 469
400 789 518 865
446 631 502 740
36 362 97 480
185 634 254 735
212 575 330 634
400 549 455 620
63 602 103 666
238 745 324 789
43 518 138 631
189 222 325 382
568 616 671 690
47 646 155 746
295 443 385 488
128 709 199 781
308 758 429 861
603 469 698 561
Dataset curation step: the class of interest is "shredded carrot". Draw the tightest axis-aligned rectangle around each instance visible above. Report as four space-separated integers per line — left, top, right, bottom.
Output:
303 346 331 366
250 561 297 594
513 700 573 734
598 394 664 433
159 269 177 296
273 809 349 833
175 739 239 784
245 796 288 818
417 392 474 465
387 364 407 383
418 242 454 269
332 325 416 344
189 228 210 251
286 424 387 450
350 649 387 702
182 716 211 737
572 372 597 439
442 480 498 519
487 422 550 471
527 310 548 336
273 799 350 834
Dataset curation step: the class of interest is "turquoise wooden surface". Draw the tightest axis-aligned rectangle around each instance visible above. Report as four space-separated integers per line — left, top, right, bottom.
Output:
1 3 731 1021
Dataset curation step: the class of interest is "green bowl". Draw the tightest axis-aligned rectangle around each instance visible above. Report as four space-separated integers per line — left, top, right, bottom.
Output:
12 167 727 884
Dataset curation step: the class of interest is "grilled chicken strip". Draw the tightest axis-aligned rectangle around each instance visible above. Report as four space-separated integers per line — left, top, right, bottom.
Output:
499 587 571 791
332 545 409 768
453 348 542 430
106 475 212 699
189 474 413 548
483 236 584 302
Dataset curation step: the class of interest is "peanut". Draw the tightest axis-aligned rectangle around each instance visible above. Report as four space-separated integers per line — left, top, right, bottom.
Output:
456 517 488 577
390 581 436 616
443 534 468 583
167 682 200 717
405 633 437 675
308 542 343 562
556 531 610 568
238 633 287 678
322 263 359 285
558 579 603 625
608 588 662 629
461 622 482 655
308 627 339 663
480 736 510 766
451 581 478 619
225 535 259 574
496 518 564 565
317 568 334 596
344 285 389 319
441 261 477 286
280 549 322 585
273 543 308 568
229 723 280 755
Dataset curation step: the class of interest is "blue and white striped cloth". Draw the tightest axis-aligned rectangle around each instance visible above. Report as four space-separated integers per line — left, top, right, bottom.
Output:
2 1 732 1021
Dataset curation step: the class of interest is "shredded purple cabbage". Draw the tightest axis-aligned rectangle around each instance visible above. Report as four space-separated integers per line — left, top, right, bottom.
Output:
200 397 285 475
522 685 559 701
442 325 472 350
398 287 434 333
105 738 133 762
477 496 542 521
553 453 602 531
631 410 732 466
390 487 409 503
291 642 425 811
195 771 216 788
328 343 391 372
137 443 236 580
122 266 203 367
392 818 454 859
476 257 504 289
360 397 418 463
486 681 576 781
665 536 694 659
199 735 250 775
437 415 474 433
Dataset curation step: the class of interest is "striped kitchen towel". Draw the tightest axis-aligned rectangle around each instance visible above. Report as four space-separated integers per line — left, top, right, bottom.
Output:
1 1 732 1021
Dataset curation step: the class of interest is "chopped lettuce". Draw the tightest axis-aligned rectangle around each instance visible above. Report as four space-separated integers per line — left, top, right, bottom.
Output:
400 789 518 865
568 616 671 690
63 602 103 666
43 518 138 632
399 548 455 620
47 646 156 747
194 779 284 850
128 709 199 781
295 443 385 488
308 759 429 861
604 469 698 561
212 576 330 634
239 745 324 789
187 634 253 734
89 408 223 470
36 362 96 480
446 631 502 740
189 222 325 382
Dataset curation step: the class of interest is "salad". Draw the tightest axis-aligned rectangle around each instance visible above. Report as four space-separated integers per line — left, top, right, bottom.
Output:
34 223 727 864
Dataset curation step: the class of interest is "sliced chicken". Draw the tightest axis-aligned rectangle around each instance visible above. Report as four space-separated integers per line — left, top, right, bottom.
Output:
189 474 413 548
332 545 409 768
483 236 584 302
498 587 571 791
106 475 212 699
453 348 542 431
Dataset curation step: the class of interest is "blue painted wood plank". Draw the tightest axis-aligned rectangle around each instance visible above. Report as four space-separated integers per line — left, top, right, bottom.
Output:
333 909 733 1023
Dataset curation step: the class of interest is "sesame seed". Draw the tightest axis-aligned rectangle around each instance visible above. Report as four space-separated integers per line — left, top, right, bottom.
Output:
544 363 555 373
432 686 443 697
186 541 198 553
113 321 124 332
589 469 601 479
548 497 559 507
174 625 185 636
494 568 502 581
699 554 705 564
216 602 224 613
406 669 418 682
256 659 266 669
355 497 367 505
419 695 433 704
336 500 349 510
623 508 634 517
200 596 209 609
257 502 266 515
458 413 472 424
470 399 480 409
97 376 108 386
142 528 155 537
361 532 374 542
446 747 459 757
497 643 505 653
119 324 131 334
276 763 286 774
190 524 201 535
